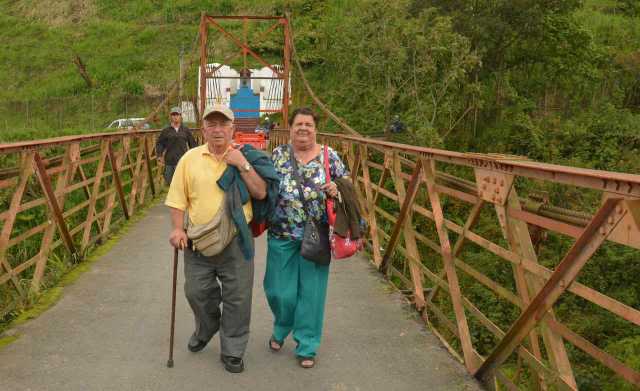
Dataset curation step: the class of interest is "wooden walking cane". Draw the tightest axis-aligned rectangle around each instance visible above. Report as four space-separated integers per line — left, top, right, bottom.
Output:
167 246 179 368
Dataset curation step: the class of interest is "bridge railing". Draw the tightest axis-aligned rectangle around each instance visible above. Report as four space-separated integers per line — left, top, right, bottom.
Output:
270 130 640 390
0 130 168 316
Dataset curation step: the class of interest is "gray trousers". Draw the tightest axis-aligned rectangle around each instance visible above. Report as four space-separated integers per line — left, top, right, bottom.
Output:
183 236 254 357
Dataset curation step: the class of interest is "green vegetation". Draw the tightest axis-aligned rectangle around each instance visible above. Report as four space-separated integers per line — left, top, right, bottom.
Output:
1 1 639 389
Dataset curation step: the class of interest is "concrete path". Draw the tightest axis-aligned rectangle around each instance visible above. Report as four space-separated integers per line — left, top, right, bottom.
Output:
0 204 482 391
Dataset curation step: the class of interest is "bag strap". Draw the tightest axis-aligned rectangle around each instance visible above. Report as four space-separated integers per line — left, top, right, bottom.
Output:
323 145 336 227
289 145 311 216
323 145 331 181
289 144 332 221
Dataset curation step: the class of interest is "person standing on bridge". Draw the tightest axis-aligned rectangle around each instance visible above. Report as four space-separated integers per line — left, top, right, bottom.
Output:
165 104 279 373
156 106 197 185
265 107 347 369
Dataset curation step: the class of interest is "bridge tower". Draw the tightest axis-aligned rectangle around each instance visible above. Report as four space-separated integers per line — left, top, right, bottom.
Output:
197 14 292 148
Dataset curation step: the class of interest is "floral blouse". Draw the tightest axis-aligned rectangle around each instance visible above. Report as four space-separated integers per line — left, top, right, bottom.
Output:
269 144 348 241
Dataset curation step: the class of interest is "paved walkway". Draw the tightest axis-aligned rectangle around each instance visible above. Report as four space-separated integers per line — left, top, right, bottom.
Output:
0 204 481 391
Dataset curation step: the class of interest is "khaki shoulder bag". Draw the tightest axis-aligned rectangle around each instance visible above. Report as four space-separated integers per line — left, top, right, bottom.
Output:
186 196 237 257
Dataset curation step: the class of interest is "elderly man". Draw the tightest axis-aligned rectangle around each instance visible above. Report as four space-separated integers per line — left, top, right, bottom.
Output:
156 106 197 185
165 104 278 373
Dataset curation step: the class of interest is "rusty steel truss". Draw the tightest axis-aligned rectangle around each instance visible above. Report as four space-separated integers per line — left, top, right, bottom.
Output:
0 130 166 303
198 14 291 127
269 130 640 390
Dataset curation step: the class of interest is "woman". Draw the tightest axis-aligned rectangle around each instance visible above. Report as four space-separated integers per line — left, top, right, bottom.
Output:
264 107 348 369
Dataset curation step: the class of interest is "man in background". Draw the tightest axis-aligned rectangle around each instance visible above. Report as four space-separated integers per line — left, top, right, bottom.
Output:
156 106 198 185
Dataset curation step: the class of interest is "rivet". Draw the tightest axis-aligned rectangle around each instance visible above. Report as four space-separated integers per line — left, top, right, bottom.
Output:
600 227 607 235
492 195 496 202
492 177 497 184
495 187 500 194
482 184 487 190
609 216 615 225
500 179 505 186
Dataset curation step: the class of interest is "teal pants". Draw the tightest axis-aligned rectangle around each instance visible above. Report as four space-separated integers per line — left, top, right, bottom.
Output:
263 236 330 358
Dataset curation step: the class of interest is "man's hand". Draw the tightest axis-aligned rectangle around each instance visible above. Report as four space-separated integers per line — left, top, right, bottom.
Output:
224 143 249 169
169 228 188 250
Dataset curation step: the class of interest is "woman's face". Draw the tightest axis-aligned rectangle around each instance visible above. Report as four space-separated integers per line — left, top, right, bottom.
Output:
290 114 316 149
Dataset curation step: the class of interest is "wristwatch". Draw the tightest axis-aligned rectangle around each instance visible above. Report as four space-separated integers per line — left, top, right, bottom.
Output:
242 162 252 173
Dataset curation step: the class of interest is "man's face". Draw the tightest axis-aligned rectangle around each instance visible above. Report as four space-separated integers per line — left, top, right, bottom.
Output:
290 114 316 147
203 113 233 149
170 112 182 125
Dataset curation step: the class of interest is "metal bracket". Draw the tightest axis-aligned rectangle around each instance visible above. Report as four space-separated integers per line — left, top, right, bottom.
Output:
604 193 640 250
474 168 514 206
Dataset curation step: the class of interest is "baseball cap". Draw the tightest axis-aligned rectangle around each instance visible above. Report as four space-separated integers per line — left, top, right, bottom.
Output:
170 106 182 114
202 104 234 121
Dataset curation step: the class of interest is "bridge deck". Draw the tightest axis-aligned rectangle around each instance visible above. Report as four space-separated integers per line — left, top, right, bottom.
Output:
0 204 481 391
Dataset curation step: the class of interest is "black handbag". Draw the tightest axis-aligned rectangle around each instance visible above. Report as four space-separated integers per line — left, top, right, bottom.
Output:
289 146 331 265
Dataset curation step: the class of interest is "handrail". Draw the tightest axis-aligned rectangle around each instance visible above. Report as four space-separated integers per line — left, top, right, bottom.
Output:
0 129 163 154
306 132 640 197
270 129 640 390
0 130 166 306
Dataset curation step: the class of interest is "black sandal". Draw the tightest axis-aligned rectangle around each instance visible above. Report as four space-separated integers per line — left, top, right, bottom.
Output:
297 356 315 369
268 336 284 352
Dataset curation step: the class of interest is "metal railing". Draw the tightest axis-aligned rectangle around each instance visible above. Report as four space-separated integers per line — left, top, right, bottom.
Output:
271 130 640 390
0 130 165 312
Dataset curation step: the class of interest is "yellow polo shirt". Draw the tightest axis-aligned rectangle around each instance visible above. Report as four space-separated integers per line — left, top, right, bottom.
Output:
165 144 252 225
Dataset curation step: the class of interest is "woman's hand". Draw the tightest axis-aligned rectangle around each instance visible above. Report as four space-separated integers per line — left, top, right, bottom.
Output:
321 181 338 198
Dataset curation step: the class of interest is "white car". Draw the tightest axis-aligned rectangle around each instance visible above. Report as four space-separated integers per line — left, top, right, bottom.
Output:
107 118 150 130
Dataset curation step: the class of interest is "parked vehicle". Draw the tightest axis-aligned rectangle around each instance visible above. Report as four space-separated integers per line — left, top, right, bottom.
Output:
106 118 150 130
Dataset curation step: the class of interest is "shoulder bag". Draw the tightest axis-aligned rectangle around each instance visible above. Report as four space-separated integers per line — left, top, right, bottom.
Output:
290 145 331 265
322 146 363 259
186 195 237 257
